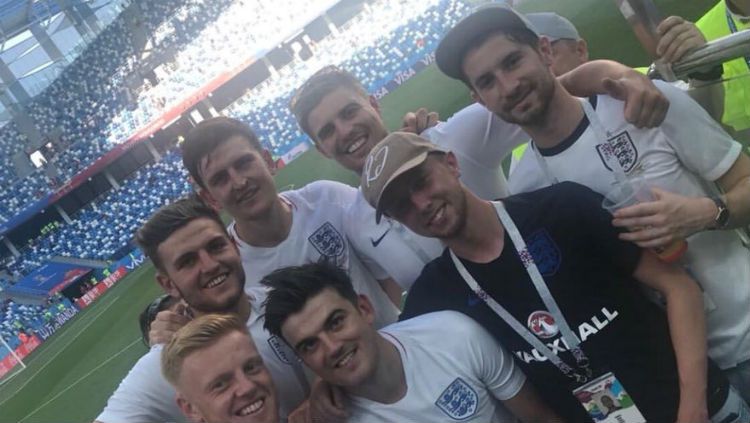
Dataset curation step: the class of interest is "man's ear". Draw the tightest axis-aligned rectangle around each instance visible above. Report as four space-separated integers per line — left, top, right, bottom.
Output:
176 394 205 423
357 294 376 325
368 94 381 115
576 39 589 62
198 188 221 211
156 271 181 299
444 152 461 177
261 149 277 175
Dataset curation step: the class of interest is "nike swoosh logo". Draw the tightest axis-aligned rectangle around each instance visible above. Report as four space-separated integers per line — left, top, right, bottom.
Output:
370 228 390 247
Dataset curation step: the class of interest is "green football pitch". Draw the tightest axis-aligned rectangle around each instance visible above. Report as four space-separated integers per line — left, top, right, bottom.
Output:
0 1 714 421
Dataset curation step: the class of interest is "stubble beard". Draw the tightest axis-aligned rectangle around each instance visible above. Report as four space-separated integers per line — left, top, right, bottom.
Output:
496 75 556 127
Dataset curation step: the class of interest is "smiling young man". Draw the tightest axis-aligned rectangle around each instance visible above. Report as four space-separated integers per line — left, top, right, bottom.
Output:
162 314 279 423
95 196 308 423
262 262 563 423
435 4 750 401
291 58 670 290
361 131 748 423
179 116 399 327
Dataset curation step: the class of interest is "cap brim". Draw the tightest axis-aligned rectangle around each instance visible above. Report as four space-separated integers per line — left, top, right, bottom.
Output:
374 151 431 224
436 6 535 80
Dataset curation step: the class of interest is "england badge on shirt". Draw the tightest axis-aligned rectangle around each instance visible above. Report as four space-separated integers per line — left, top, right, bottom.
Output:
596 131 638 173
308 222 345 258
435 378 478 420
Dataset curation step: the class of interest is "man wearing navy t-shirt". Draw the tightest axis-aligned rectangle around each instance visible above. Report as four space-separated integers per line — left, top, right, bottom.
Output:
360 132 748 423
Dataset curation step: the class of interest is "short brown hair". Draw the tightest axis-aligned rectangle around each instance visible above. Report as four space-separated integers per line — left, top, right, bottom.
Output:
135 195 226 271
161 314 249 386
182 116 264 189
290 65 368 141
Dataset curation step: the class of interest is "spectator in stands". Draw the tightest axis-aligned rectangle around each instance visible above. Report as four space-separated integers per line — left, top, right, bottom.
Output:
95 196 308 423
263 261 561 423
290 61 669 291
161 314 279 423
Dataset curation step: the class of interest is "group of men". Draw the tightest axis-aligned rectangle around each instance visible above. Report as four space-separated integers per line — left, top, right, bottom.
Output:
95 3 750 423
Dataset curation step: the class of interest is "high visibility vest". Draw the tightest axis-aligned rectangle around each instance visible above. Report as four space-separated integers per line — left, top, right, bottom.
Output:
697 1 750 131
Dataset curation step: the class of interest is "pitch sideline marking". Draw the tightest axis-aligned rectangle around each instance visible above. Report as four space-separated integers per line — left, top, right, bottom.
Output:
0 295 121 408
18 337 142 422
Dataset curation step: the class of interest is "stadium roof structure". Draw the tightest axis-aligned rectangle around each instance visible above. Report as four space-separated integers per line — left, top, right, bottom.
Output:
0 0 67 43
0 0 113 43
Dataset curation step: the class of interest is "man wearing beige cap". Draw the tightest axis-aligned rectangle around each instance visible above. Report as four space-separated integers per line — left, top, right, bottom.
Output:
361 131 747 423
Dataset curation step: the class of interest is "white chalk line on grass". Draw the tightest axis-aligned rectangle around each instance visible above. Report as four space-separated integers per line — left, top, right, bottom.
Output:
0 295 121 409
18 337 142 423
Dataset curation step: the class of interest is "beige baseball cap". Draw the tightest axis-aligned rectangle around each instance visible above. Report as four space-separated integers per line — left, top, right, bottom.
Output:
361 132 447 223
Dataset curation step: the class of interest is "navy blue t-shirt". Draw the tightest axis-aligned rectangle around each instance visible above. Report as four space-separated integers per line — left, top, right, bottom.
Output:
401 182 727 422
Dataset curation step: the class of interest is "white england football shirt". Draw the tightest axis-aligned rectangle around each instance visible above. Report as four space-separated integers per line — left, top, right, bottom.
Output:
508 81 750 369
229 180 399 329
96 288 308 423
345 190 444 289
347 311 526 423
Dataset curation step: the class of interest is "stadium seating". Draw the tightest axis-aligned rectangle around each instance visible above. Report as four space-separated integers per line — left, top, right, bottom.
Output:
0 295 75 354
4 151 191 276
0 0 473 344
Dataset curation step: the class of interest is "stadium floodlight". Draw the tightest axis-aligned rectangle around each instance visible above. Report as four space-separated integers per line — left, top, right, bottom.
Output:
0 333 27 386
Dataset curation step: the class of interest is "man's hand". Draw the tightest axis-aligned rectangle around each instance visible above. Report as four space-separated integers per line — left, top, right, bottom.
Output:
602 71 669 128
657 16 707 64
308 378 348 423
148 303 192 346
612 188 717 248
399 108 439 134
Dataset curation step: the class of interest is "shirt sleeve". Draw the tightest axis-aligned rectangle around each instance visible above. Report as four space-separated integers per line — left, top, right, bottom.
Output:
654 80 742 182
449 312 526 401
96 347 185 423
425 103 527 170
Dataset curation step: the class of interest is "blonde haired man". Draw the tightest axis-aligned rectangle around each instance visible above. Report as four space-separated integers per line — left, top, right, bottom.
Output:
162 314 279 423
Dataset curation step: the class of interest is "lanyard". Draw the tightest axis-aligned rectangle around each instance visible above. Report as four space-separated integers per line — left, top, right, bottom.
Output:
726 6 750 70
449 201 592 383
530 99 630 186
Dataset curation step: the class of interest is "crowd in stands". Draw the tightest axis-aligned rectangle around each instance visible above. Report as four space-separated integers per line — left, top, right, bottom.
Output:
0 294 75 352
0 0 231 218
226 0 471 155
5 151 191 276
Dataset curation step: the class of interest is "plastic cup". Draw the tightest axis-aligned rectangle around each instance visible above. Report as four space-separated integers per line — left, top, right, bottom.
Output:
602 177 687 263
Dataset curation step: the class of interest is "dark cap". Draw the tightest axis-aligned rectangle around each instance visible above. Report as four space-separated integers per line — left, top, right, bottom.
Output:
436 4 538 80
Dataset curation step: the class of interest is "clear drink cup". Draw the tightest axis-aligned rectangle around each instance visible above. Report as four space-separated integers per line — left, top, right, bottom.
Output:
602 177 687 263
